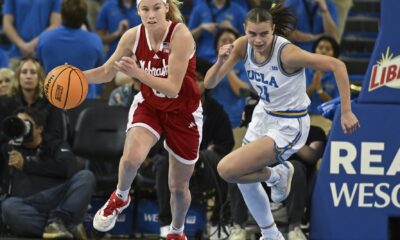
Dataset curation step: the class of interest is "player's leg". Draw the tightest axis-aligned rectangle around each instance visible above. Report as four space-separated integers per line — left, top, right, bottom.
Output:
94 94 160 232
162 103 203 240
168 155 195 237
93 127 158 232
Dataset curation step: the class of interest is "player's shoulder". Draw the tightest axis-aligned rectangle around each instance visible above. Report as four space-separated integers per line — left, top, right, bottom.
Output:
171 22 193 42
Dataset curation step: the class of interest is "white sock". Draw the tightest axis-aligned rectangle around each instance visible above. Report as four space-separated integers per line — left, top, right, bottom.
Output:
265 167 280 186
238 183 275 228
169 224 184 235
115 187 130 201
261 223 280 238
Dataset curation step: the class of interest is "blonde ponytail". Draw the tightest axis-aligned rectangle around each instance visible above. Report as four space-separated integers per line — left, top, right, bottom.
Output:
166 0 184 22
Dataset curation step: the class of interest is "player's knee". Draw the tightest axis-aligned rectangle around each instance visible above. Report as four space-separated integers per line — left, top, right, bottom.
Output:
217 162 238 183
169 181 189 196
120 154 142 171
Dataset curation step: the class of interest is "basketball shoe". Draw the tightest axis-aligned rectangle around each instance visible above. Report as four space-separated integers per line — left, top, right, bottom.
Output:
166 233 188 240
93 191 131 232
268 161 294 203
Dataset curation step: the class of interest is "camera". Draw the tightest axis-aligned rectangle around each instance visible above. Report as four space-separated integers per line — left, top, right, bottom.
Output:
1 116 34 145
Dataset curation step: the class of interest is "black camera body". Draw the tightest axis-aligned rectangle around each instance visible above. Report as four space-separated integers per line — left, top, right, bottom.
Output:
1 116 34 145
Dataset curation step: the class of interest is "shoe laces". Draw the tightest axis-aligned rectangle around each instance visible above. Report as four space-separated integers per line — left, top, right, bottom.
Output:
103 198 118 217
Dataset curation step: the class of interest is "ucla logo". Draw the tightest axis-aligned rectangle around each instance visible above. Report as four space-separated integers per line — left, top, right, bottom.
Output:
247 70 279 88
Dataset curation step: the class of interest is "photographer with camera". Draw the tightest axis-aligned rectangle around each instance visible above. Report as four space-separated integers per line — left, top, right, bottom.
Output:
0 107 96 239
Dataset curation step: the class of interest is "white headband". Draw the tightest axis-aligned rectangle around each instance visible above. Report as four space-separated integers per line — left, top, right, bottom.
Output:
137 0 167 7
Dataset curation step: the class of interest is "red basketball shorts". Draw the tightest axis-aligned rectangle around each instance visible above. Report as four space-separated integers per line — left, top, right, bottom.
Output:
127 93 203 164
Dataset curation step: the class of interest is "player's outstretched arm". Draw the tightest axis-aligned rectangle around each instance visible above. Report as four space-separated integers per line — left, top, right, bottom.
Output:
281 44 360 134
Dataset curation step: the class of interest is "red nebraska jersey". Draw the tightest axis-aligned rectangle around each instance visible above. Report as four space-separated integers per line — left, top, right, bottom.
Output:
133 22 200 112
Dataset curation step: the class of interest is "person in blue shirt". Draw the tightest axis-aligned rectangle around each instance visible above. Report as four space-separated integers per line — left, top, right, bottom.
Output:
189 0 247 62
95 0 141 60
36 0 105 99
285 0 339 52
2 0 62 66
306 36 340 133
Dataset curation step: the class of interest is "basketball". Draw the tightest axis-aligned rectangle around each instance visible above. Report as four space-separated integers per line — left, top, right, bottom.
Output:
43 64 88 110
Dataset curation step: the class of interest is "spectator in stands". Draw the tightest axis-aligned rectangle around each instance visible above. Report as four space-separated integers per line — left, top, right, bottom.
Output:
0 68 16 97
306 36 340 133
0 68 17 154
0 107 96 239
9 57 65 143
231 0 262 12
36 0 105 99
188 0 246 62
332 0 353 41
285 0 339 51
154 57 234 239
0 49 9 68
95 0 141 60
108 72 140 107
86 0 102 31
283 125 326 240
2 0 62 68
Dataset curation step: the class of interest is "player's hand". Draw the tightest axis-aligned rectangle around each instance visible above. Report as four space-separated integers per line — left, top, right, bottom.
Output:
8 150 24 171
341 111 360 134
114 55 143 80
217 44 233 64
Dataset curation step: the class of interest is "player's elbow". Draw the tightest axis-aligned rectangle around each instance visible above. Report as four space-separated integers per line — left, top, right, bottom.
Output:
331 58 346 73
333 58 347 71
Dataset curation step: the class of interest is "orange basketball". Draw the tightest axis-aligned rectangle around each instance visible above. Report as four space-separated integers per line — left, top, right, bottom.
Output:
43 64 88 110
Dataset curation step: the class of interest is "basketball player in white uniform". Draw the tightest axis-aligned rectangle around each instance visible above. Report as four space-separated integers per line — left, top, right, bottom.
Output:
205 4 360 240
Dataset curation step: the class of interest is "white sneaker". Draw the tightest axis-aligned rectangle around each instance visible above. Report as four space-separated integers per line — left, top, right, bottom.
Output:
160 225 169 238
288 227 307 240
93 191 131 232
269 162 294 203
259 231 285 240
229 224 246 240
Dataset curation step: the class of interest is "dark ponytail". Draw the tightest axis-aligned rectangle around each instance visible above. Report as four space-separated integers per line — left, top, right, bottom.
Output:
269 2 296 37
245 1 296 38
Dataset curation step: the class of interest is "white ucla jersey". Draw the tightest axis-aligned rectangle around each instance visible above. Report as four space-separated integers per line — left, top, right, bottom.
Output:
244 36 310 112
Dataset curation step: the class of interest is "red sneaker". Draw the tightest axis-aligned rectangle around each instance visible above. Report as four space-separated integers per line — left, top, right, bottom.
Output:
93 191 130 232
166 233 187 240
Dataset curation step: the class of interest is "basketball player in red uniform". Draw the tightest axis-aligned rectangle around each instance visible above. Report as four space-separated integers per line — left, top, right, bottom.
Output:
84 0 200 239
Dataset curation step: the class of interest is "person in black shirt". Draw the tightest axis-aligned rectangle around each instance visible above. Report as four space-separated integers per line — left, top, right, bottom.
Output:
1 108 96 239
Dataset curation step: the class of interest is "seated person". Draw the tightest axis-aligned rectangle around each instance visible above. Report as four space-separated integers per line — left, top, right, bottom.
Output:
108 71 140 107
0 107 96 239
153 58 235 238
